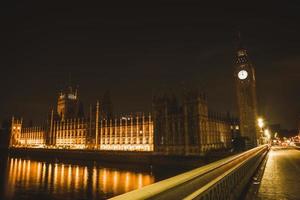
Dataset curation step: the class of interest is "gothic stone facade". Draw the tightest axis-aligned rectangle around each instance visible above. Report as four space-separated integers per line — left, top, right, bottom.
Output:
10 87 153 152
153 90 238 155
10 87 237 155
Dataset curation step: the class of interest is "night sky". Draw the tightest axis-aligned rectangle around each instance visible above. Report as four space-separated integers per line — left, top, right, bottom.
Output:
2 1 300 128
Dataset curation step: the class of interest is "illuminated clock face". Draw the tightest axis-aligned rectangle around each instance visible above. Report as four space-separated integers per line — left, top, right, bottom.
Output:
238 70 248 80
68 94 76 100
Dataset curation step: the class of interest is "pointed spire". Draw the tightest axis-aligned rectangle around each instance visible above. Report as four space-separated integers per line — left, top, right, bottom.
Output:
237 31 243 50
235 31 250 64
68 72 72 88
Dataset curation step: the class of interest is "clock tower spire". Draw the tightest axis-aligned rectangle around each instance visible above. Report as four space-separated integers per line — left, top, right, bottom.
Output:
234 36 259 148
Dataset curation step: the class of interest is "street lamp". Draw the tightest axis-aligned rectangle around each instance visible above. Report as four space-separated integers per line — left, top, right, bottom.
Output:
258 118 264 129
257 118 265 145
264 129 271 140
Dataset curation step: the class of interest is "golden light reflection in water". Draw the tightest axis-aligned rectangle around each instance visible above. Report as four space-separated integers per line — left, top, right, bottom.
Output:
5 158 155 199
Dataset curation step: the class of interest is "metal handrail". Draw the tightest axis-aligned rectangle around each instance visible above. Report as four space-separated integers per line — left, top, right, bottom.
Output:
110 145 268 200
184 146 267 199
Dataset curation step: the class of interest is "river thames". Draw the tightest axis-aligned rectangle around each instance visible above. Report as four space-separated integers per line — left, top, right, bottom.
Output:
0 153 188 200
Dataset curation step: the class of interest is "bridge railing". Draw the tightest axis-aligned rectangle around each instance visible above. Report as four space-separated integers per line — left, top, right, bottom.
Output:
294 145 300 149
110 145 269 200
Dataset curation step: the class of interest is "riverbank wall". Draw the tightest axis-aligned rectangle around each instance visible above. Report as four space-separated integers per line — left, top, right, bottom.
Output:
8 148 235 168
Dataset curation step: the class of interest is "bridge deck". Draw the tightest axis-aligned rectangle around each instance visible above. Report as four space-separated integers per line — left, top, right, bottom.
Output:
256 146 300 200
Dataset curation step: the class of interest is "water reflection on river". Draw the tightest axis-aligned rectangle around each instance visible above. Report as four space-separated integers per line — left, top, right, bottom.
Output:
1 156 181 200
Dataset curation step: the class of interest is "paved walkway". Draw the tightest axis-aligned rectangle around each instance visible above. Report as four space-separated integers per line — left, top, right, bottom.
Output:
256 146 300 200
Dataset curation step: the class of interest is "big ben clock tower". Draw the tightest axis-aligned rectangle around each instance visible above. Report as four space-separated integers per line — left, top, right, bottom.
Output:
234 41 259 148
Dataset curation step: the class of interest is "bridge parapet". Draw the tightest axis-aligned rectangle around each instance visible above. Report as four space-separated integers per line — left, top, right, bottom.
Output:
110 145 269 200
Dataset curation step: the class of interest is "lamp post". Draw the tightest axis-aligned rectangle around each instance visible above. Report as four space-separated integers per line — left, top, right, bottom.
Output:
264 129 270 139
264 129 271 145
257 118 264 145
258 118 264 131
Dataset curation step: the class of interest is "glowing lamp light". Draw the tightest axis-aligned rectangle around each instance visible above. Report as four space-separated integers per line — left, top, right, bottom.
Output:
264 129 271 140
258 118 264 128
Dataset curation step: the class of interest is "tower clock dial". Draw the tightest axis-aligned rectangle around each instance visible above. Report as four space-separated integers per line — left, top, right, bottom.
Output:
238 70 248 80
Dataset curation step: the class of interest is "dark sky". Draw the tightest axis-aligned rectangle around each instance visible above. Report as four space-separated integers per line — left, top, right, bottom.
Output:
2 1 300 128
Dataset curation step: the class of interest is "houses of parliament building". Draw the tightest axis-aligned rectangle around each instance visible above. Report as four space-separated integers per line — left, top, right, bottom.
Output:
10 85 239 155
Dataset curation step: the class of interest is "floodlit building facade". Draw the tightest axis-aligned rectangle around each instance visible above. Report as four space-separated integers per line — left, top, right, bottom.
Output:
10 86 237 155
10 118 46 147
10 86 154 152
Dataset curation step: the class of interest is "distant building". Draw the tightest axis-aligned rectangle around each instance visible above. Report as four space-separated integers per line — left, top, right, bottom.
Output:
269 124 281 135
10 86 238 155
269 123 298 138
